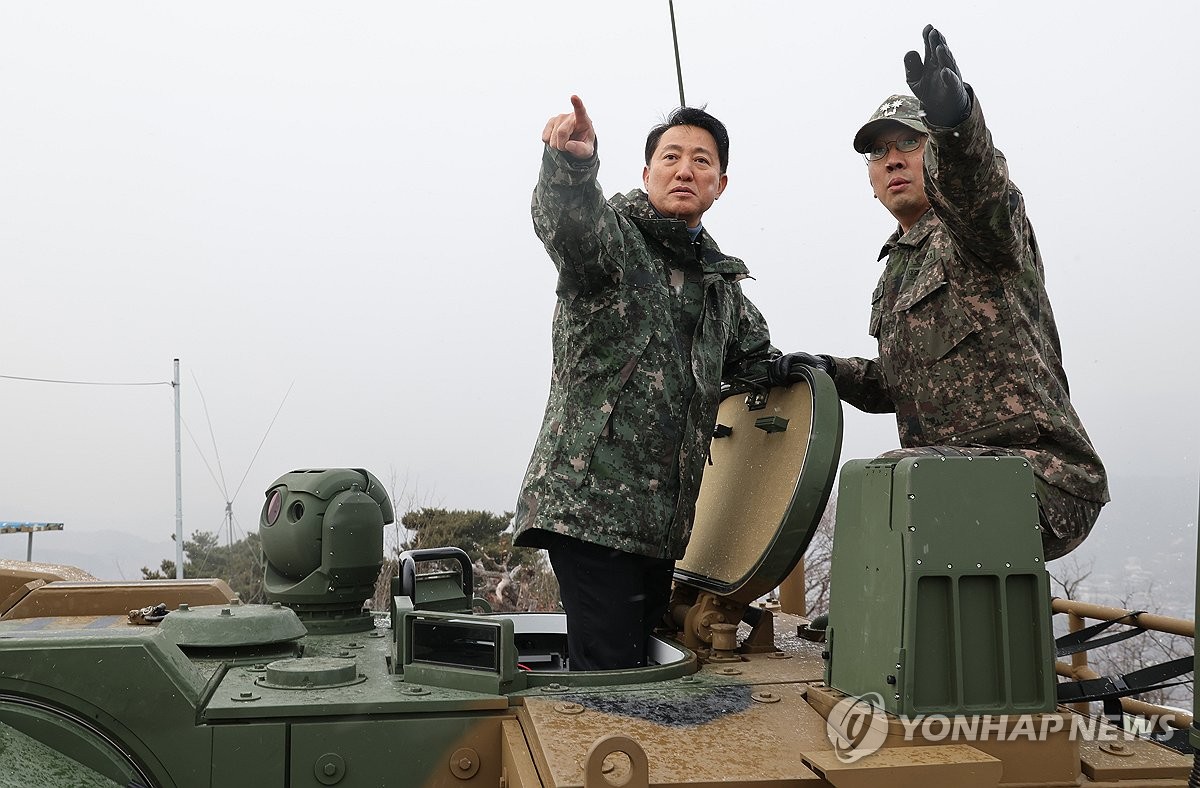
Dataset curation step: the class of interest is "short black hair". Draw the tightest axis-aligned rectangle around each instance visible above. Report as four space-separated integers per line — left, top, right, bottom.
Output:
644 106 730 174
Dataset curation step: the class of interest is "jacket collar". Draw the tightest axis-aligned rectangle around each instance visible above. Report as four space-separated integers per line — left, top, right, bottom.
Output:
612 189 749 276
877 208 939 261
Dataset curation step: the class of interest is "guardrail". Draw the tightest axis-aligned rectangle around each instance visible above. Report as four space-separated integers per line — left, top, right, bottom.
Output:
1052 597 1193 729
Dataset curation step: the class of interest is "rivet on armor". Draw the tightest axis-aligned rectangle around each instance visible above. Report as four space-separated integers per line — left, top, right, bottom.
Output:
449 747 481 779
314 753 346 786
1100 742 1135 757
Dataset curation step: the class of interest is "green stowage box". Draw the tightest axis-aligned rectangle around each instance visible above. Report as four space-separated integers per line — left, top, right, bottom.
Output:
825 455 1055 717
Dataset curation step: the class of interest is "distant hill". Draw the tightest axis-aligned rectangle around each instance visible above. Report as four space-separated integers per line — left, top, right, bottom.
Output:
0 528 176 580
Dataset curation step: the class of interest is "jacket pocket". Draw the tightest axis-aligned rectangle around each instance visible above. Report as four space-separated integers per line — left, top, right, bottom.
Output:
868 281 884 338
894 255 979 363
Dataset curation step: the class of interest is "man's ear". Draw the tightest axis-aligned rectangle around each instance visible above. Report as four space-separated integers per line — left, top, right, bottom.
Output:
716 173 728 199
642 165 650 191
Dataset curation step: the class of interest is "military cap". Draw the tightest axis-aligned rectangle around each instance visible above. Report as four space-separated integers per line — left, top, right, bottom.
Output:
853 94 930 154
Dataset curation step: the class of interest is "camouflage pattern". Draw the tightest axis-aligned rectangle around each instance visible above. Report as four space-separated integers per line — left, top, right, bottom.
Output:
514 145 776 560
877 446 1103 560
829 93 1110 518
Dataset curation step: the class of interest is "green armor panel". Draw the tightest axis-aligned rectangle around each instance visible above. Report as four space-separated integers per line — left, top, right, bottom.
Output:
826 456 1055 717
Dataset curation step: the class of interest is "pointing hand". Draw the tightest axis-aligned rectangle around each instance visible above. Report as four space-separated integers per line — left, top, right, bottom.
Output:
541 95 596 159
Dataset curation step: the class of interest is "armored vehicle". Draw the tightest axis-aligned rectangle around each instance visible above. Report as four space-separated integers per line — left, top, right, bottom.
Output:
1 371 1195 786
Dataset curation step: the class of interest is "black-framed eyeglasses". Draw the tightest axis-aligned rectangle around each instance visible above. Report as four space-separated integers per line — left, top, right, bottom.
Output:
864 137 924 162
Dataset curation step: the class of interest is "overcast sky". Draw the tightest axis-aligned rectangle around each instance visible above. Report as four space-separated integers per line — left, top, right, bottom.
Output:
1 2 1196 573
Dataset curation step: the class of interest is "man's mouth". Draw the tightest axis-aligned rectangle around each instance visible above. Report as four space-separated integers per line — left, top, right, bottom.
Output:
670 187 695 196
887 177 909 190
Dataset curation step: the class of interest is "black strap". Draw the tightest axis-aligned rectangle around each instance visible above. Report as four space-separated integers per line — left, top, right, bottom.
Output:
1054 611 1147 657
1056 655 1193 705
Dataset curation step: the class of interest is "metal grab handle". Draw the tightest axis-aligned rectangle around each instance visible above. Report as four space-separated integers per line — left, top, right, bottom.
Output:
398 547 473 600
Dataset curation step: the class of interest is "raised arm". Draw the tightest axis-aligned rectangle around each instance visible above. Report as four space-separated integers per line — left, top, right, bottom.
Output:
532 95 625 294
906 25 1029 271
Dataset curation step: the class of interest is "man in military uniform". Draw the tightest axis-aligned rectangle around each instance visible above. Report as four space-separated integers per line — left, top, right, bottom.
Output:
777 26 1108 560
514 96 783 669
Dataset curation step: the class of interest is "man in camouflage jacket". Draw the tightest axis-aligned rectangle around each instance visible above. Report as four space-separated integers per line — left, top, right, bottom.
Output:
778 26 1108 560
513 96 778 669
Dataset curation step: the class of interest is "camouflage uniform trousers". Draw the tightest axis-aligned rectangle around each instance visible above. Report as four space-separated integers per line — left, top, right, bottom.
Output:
876 446 1102 561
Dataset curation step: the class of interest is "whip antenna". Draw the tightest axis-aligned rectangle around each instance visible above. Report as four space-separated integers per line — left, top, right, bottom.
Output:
669 0 686 107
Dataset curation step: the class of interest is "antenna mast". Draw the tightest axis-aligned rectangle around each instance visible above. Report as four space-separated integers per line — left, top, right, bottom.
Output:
174 359 183 579
669 0 686 107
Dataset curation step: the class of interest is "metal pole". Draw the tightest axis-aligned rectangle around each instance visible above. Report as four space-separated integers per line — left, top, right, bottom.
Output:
668 0 686 107
1191 481 1199 759
174 358 184 579
26 531 32 562
778 560 806 615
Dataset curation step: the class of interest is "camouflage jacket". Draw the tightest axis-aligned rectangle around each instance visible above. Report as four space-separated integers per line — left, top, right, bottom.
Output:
830 96 1109 504
513 146 776 559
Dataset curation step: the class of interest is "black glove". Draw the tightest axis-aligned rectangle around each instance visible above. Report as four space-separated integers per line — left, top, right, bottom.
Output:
904 24 970 127
768 352 834 385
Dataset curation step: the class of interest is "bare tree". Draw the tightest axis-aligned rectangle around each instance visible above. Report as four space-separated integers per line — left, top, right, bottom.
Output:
472 541 560 612
802 493 837 619
1089 580 1192 708
1049 555 1095 601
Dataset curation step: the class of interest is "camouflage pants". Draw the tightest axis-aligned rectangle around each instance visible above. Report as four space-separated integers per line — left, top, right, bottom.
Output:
876 446 1102 561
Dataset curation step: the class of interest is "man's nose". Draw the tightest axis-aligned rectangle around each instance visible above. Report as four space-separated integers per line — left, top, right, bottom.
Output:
675 161 694 179
885 152 907 170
